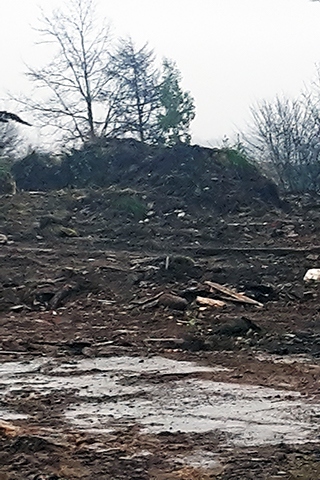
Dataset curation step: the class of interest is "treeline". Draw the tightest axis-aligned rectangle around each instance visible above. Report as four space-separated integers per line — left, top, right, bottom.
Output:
2 0 320 196
7 0 195 149
243 92 320 193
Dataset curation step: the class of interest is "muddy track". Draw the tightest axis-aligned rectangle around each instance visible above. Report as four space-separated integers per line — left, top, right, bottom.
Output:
0 189 319 479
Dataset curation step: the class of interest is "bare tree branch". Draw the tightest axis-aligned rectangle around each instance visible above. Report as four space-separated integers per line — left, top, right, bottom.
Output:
243 94 320 192
13 0 114 147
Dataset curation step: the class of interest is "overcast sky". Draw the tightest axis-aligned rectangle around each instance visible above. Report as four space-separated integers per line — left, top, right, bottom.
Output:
1 0 320 146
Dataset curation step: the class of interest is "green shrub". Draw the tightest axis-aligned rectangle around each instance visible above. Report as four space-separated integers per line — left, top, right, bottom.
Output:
113 194 147 219
0 157 16 194
222 148 253 170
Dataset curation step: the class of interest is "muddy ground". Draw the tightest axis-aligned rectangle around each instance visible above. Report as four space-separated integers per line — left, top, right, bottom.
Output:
0 184 319 480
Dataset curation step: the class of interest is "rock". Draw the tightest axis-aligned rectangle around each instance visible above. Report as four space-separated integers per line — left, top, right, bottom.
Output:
303 268 320 283
58 226 78 237
0 171 16 195
215 316 261 336
0 234 8 244
158 293 188 310
162 255 201 279
38 215 78 237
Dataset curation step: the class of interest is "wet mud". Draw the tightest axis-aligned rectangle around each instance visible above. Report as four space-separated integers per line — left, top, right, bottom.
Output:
0 188 319 479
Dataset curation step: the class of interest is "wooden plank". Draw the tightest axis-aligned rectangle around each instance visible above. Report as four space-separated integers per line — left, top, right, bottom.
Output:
204 281 263 308
196 296 226 307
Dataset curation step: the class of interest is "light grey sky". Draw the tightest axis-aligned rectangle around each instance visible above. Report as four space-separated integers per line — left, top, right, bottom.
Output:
1 0 320 146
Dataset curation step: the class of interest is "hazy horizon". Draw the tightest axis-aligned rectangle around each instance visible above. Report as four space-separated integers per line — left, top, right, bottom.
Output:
1 0 320 147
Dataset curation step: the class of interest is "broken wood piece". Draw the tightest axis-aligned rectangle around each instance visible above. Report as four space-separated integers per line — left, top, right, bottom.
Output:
196 296 226 308
204 281 263 308
0 420 21 437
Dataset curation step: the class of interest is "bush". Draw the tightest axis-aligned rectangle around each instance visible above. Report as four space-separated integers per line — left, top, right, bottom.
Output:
12 152 64 191
0 157 16 194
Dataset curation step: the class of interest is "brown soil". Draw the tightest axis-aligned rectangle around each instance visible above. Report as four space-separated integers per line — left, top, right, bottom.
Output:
0 159 319 479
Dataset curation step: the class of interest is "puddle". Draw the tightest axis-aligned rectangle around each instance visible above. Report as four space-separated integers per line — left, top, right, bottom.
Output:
0 359 44 375
0 409 27 421
52 356 226 375
0 356 319 447
65 378 320 446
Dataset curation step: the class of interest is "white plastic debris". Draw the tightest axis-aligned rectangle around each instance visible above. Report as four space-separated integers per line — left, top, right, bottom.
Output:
303 268 320 282
177 211 186 218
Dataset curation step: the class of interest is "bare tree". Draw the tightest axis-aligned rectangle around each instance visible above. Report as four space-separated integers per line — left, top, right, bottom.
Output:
104 38 161 143
243 95 320 192
15 0 113 146
12 1 196 149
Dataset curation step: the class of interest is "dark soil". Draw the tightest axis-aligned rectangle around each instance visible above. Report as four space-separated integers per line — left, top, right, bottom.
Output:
0 143 319 479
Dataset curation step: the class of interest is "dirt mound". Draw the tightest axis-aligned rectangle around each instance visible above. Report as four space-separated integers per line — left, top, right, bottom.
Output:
12 140 282 213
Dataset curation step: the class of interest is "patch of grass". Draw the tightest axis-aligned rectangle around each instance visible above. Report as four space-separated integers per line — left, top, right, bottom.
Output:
187 317 197 327
0 156 12 173
0 157 16 194
113 194 147 219
222 148 253 170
